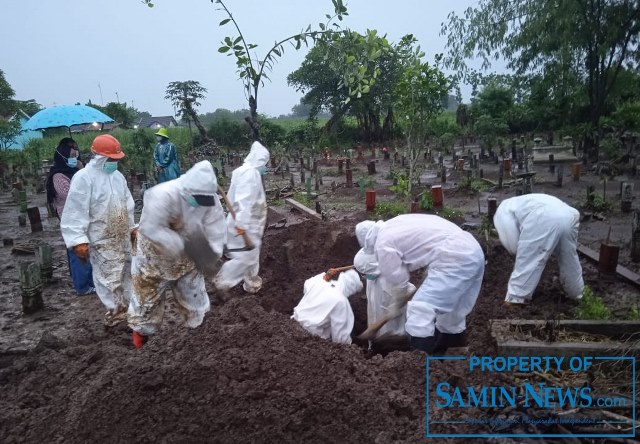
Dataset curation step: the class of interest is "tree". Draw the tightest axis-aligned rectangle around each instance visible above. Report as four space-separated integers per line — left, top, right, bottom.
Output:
394 54 450 193
442 0 640 160
470 81 514 149
290 99 312 118
215 0 348 140
288 32 414 142
165 80 209 142
90 102 136 128
455 104 471 148
0 69 17 118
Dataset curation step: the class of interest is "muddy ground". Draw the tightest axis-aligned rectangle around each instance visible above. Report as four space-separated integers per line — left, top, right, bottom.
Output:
0 149 639 443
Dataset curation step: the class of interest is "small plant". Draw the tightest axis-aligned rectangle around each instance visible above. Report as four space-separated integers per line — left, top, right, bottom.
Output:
458 177 491 194
438 207 464 221
575 286 611 320
293 192 316 208
372 201 407 220
577 195 613 214
389 172 410 198
419 191 433 210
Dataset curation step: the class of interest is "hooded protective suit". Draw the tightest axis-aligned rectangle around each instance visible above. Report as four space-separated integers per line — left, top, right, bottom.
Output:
215 141 269 293
354 214 485 339
353 248 415 337
493 193 584 304
60 155 135 313
292 269 364 344
128 161 226 335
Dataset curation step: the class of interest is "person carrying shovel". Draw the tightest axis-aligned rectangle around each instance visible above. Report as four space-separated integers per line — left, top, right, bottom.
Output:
353 215 485 354
215 141 270 294
127 160 226 348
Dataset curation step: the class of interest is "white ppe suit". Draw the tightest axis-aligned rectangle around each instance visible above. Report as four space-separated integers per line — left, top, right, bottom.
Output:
127 161 226 335
215 141 269 293
353 248 415 337
292 269 364 344
493 193 584 304
355 214 485 339
60 155 135 313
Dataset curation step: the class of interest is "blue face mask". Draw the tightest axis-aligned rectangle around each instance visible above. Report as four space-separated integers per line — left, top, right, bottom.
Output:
365 274 378 281
66 157 78 168
186 196 200 207
258 166 267 175
103 161 118 174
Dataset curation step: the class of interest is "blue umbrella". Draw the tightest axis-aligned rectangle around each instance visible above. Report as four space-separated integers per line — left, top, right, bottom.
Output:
23 105 114 135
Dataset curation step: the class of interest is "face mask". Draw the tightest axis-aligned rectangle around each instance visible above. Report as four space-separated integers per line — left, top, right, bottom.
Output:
66 157 78 168
156 136 163 143
258 166 267 175
103 161 118 174
186 196 200 207
365 274 378 281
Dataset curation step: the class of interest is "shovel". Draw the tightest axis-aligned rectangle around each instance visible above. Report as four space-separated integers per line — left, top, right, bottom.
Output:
217 186 255 252
357 289 415 341
183 231 222 278
323 265 355 281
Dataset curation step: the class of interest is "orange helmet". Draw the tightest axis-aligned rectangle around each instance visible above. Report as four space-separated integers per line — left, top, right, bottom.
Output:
91 134 125 159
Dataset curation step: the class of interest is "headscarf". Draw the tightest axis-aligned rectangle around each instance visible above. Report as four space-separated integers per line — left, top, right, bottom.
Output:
46 137 79 203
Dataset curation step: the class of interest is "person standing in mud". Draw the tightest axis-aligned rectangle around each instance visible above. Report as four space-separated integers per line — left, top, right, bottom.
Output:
60 134 136 327
493 193 584 306
46 137 94 296
353 215 485 354
153 127 181 183
214 141 269 294
128 160 226 348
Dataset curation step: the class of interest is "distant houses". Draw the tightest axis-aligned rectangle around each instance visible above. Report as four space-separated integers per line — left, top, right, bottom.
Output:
135 116 179 129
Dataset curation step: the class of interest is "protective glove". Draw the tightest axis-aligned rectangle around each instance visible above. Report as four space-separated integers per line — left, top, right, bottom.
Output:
235 227 246 237
324 268 339 281
132 331 148 349
73 243 90 261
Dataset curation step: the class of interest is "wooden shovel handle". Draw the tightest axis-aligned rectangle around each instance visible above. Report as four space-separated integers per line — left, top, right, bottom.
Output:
217 186 255 251
324 265 355 281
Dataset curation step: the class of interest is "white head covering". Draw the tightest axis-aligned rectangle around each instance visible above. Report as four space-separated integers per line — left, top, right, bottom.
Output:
353 248 379 276
336 269 363 297
244 141 270 168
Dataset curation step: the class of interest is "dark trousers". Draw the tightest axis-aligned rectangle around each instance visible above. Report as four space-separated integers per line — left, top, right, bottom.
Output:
67 248 94 294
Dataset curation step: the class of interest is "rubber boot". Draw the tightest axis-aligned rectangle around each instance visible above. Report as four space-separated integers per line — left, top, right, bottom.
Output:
408 334 439 353
433 329 468 354
132 331 148 349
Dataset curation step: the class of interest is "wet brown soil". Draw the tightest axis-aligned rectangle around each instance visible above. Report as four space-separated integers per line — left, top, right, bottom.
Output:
1 152 639 443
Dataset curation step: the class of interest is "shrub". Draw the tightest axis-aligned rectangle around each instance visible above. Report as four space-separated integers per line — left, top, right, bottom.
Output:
371 201 407 220
575 286 611 320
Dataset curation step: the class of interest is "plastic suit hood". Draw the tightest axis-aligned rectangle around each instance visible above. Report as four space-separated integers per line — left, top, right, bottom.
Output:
138 160 225 259
291 269 363 344
243 141 270 168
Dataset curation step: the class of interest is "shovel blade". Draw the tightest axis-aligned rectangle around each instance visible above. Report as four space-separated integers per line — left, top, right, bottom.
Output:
183 232 221 278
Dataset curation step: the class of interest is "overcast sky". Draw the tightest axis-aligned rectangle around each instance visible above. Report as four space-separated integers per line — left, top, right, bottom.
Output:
1 0 491 118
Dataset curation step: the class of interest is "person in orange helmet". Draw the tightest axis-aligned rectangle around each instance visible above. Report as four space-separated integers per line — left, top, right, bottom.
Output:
60 134 137 327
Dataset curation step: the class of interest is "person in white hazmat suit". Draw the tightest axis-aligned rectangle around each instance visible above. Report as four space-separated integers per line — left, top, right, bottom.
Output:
60 134 136 327
292 269 364 344
215 141 269 294
127 160 226 348
354 214 485 353
353 222 416 338
493 193 584 305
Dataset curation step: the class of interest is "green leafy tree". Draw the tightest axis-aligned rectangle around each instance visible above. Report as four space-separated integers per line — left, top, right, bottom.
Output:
215 0 348 140
394 54 450 193
455 103 471 148
90 101 136 128
165 80 209 142
442 0 640 160
470 81 514 149
0 69 17 118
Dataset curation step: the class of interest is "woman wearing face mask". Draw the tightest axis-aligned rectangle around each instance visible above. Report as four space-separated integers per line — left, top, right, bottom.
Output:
46 138 95 296
60 134 137 327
